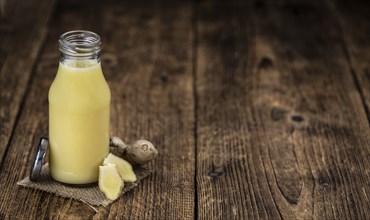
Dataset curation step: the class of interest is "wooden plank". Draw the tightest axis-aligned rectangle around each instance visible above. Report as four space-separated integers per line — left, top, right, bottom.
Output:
0 1 195 219
93 2 195 219
0 0 54 165
330 0 370 120
0 1 94 216
196 1 370 219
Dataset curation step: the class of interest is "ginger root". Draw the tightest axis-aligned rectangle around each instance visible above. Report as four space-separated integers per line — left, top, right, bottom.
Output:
110 137 158 166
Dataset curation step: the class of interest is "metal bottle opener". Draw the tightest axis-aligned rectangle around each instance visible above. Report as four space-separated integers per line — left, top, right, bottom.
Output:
30 137 48 181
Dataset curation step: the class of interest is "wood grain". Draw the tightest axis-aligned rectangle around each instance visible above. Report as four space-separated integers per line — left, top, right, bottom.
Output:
0 0 54 165
0 1 195 219
93 1 195 219
195 1 370 219
330 0 370 120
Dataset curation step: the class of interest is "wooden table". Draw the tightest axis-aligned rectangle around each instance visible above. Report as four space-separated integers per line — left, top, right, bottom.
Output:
1 0 369 219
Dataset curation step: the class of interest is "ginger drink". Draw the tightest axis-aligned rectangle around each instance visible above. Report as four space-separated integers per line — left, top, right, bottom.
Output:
48 31 110 184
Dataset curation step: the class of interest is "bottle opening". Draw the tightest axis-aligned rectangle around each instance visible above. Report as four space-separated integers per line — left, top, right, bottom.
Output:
59 30 101 58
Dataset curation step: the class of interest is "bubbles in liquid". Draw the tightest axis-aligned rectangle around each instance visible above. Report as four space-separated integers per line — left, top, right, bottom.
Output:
63 59 98 68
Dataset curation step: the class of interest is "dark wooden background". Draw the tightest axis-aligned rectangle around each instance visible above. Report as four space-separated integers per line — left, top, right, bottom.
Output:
0 0 369 219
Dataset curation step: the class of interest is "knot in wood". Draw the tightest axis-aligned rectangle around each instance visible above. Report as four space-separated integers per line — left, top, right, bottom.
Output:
291 115 304 122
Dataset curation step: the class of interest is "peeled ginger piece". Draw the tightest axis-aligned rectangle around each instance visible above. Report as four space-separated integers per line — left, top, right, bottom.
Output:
99 164 124 200
103 153 137 182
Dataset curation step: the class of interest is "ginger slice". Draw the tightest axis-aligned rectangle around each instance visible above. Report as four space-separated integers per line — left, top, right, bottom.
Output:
103 153 137 182
99 164 124 200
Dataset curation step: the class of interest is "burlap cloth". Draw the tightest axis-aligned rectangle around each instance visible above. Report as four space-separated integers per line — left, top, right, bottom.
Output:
17 163 152 207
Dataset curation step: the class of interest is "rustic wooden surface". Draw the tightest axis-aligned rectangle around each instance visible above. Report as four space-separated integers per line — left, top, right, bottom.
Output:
331 0 370 119
0 0 369 219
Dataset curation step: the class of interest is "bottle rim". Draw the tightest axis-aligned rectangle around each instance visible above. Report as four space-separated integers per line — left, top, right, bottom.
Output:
59 30 101 57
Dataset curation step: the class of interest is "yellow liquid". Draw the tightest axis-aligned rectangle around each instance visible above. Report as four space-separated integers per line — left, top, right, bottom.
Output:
48 60 110 184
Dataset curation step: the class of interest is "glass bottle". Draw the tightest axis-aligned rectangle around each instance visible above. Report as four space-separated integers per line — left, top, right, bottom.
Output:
48 30 111 184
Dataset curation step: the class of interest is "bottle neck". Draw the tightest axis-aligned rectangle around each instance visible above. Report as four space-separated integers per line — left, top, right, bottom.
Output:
59 30 101 67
